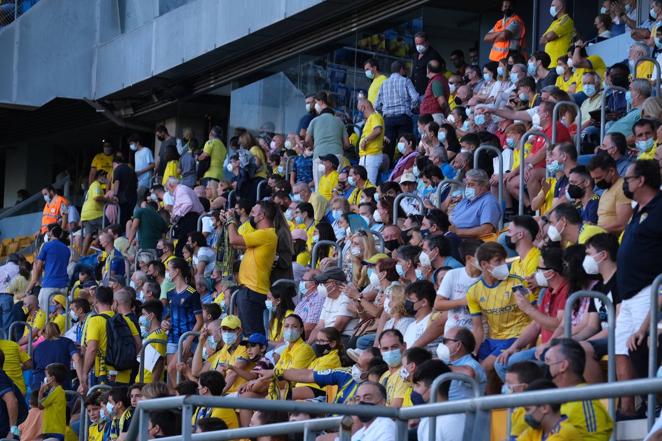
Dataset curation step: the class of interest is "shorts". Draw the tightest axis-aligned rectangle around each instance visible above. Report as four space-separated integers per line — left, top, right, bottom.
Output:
588 338 608 359
477 337 517 361
167 343 178 355
615 285 651 356
83 217 103 237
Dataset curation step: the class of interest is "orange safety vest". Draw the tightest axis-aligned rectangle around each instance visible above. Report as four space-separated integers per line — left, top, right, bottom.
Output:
489 14 526 62
41 195 67 233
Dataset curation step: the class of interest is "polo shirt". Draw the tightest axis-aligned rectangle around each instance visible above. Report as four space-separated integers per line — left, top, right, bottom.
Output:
132 207 168 250
449 191 501 230
543 13 575 66
617 192 662 300
597 178 630 232
37 240 71 288
538 280 569 343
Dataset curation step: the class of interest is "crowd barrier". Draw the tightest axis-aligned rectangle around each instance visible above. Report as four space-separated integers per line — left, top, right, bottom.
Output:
8 321 33 357
392 192 424 224
138 338 168 383
648 274 662 429
428 372 480 441
82 384 112 441
65 390 85 441
176 331 200 384
256 180 268 202
434 178 464 209
474 144 504 228
225 189 236 210
517 130 550 215
635 57 661 97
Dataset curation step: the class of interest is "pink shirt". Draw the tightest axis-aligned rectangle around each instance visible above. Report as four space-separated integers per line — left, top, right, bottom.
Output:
172 184 204 218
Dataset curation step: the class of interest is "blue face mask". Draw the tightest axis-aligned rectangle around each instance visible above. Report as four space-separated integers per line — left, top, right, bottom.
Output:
437 131 447 143
483 73 492 82
332 209 343 221
382 349 402 367
527 62 536 76
139 315 150 329
283 328 301 343
222 331 237 346
625 91 633 105
395 263 406 278
497 66 505 77
294 215 304 224
265 300 274 311
299 280 308 295
367 268 375 280
208 335 217 349
583 84 597 97
292 193 302 202
550 5 558 17
415 268 425 280
49 305 57 314
505 137 516 149
474 114 486 126
461 120 471 132
464 187 476 200
546 160 564 175
510 72 519 83
635 137 655 152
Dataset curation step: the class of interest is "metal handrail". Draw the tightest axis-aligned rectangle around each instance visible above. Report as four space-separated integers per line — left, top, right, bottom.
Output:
552 101 582 155
473 144 504 228
367 229 385 252
197 211 212 232
138 338 168 383
101 202 121 229
8 321 33 357
225 189 236 210
311 240 339 269
518 130 550 215
564 290 615 439
635 57 662 96
64 390 85 441
393 192 424 224
125 379 662 441
256 180 268 201
176 331 200 384
649 274 662 430
428 372 480 441
600 86 628 143
434 179 464 209
83 384 113 441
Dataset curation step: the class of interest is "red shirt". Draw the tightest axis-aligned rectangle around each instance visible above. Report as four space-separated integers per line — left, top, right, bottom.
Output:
538 279 569 343
530 122 571 168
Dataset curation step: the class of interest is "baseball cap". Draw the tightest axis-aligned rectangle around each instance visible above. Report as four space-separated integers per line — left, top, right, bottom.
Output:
399 172 416 184
221 315 242 330
364 253 389 264
313 267 347 283
247 333 268 346
53 294 66 308
319 154 340 168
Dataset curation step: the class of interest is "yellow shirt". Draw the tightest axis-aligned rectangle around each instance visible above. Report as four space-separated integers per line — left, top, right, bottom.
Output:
237 227 278 295
511 141 533 170
379 369 409 407
81 180 105 221
161 160 180 185
137 329 167 383
554 74 576 92
517 416 582 441
466 275 533 339
543 13 575 67
310 192 329 223
318 170 339 200
82 311 139 383
560 387 613 441
91 153 113 177
511 407 528 439
25 309 46 337
275 338 316 372
348 181 376 206
577 224 607 246
597 177 631 232
574 55 607 92
250 146 268 178
65 426 78 441
88 422 107 441
237 220 255 236
295 349 341 390
359 112 385 156
368 74 387 105
52 313 66 334
193 405 239 429
449 93 457 111
0 339 29 394
202 138 227 180
636 60 655 81
510 247 541 280
638 141 658 160
41 385 66 435
210 343 249 393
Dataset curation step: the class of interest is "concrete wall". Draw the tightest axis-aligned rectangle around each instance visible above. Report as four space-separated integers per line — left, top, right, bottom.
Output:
0 0 324 107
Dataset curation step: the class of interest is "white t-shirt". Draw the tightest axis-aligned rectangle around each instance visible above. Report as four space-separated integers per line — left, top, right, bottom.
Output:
351 417 396 441
135 147 155 188
437 267 479 333
163 191 175 207
193 246 216 277
416 413 466 441
319 293 358 336
201 216 214 234
403 312 432 348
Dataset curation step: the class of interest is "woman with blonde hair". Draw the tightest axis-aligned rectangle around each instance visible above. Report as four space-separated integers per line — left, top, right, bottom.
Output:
349 230 377 289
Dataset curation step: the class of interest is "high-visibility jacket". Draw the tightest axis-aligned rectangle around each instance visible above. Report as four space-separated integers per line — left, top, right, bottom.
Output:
489 14 526 62
41 195 67 233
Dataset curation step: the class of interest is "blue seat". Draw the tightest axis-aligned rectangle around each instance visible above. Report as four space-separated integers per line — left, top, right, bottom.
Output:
578 154 595 166
347 214 368 232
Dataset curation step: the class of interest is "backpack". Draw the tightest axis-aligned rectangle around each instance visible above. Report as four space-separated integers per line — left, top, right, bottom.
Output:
96 313 137 371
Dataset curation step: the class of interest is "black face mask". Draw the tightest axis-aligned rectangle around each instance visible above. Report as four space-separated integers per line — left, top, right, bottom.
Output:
155 248 164 258
454 96 463 106
595 178 611 190
249 216 257 229
420 228 431 239
385 239 400 252
504 234 516 250
567 184 585 200
404 300 416 316
410 390 425 405
623 179 635 200
357 402 376 423
312 343 331 357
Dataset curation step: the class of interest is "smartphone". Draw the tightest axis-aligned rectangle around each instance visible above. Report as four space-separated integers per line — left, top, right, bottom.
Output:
512 285 530 296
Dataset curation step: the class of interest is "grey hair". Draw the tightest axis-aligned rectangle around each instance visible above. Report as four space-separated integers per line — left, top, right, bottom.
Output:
114 289 132 306
632 78 653 98
631 42 651 57
465 168 490 185
582 71 601 84
144 281 161 297
133 271 147 282
166 176 179 187
512 63 527 75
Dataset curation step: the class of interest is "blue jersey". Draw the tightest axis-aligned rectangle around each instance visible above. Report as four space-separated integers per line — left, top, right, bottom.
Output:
167 285 202 343
313 368 360 404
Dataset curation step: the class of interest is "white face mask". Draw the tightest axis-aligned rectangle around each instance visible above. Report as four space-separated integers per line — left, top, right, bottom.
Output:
317 283 328 297
314 102 323 113
534 270 549 287
547 224 562 242
318 163 326 174
436 342 451 364
582 254 601 275
351 364 363 382
369 271 380 287
419 251 432 267
351 246 363 257
373 210 383 224
490 263 510 281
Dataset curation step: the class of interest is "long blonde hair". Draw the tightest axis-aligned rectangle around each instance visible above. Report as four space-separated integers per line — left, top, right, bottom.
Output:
350 230 377 288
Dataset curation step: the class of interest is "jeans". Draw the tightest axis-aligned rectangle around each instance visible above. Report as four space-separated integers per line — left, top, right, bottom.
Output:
384 114 413 161
235 286 267 337
494 347 537 382
0 293 12 336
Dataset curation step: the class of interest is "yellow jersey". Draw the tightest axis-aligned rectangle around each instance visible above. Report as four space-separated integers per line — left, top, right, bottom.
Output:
202 138 227 181
25 309 46 337
555 74 576 92
517 416 582 441
379 368 409 407
543 13 575 67
88 422 107 441
318 170 339 201
237 227 278 295
368 74 387 105
359 112 385 156
137 329 167 383
561 388 613 441
91 153 113 177
348 181 376 206
41 384 66 435
510 247 541 280
82 311 139 383
193 405 239 429
81 180 105 221
210 343 248 393
466 275 533 339
295 349 341 390
0 339 29 394
275 338 315 372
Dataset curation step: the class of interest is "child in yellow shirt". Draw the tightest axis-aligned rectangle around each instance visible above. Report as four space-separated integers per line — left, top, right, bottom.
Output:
38 363 68 440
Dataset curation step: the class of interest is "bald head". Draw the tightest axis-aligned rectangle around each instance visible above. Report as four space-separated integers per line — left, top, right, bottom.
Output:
24 294 38 309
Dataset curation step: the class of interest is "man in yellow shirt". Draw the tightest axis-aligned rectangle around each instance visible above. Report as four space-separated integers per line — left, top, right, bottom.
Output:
199 125 227 183
540 0 575 67
194 370 239 429
364 58 387 106
80 286 141 391
0 338 30 394
347 165 376 210
137 299 167 383
357 99 384 184
517 379 582 441
317 154 340 200
544 339 613 441
633 118 658 160
507 216 541 281
19 295 45 346
81 170 111 255
377 329 409 407
225 201 278 336
546 203 606 248
88 141 114 185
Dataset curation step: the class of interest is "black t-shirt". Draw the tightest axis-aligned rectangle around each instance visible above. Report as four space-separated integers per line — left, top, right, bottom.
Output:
157 137 177 175
113 164 138 206
536 70 559 93
474 148 497 176
588 272 621 326
412 46 442 95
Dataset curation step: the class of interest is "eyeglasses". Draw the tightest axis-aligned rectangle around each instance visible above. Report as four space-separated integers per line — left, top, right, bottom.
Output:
442 337 458 344
623 175 640 182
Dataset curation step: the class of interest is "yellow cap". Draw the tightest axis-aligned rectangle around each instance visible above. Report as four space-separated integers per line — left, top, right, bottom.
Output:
365 253 390 264
221 315 242 330
53 294 66 308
